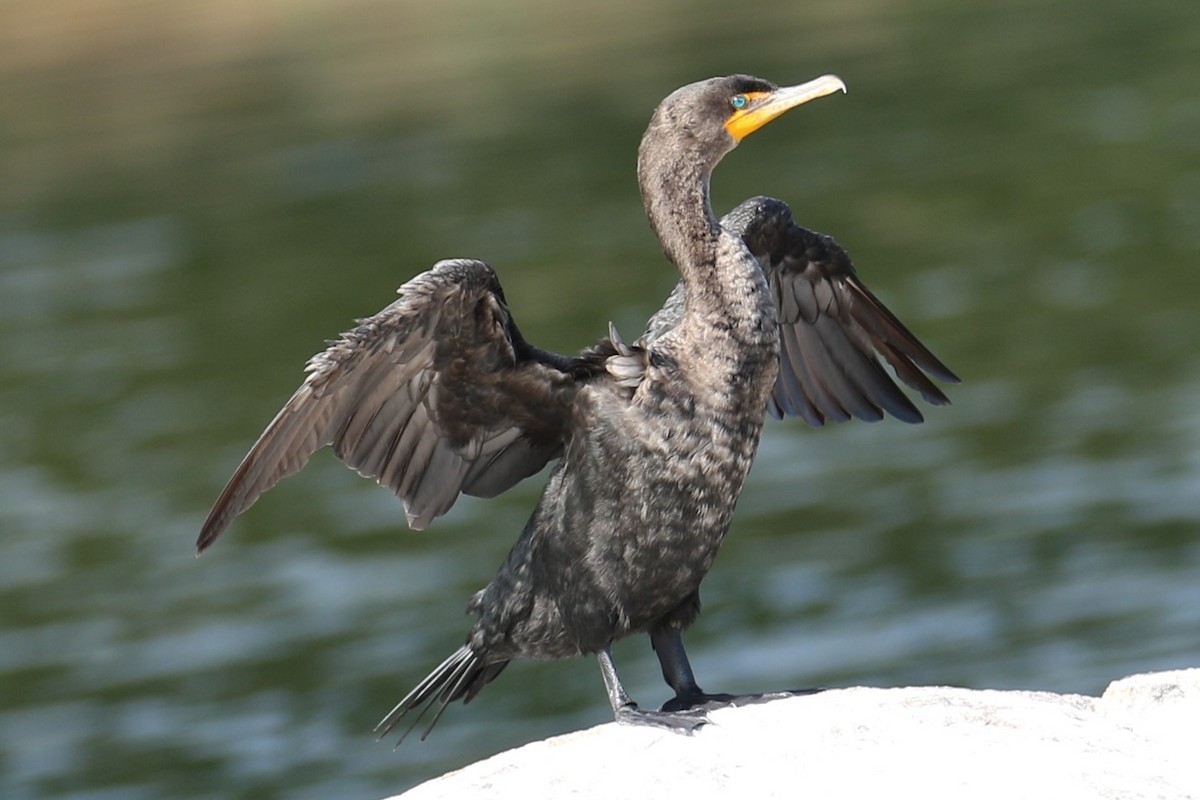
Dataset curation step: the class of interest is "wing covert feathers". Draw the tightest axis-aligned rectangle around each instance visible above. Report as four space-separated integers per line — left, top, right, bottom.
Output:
725 196 959 427
197 259 571 553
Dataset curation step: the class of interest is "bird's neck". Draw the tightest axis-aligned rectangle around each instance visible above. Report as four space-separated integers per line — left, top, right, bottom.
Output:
638 141 722 277
638 136 777 363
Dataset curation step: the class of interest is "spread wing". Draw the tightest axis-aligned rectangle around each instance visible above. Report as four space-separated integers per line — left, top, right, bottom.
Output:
723 196 960 426
197 258 578 553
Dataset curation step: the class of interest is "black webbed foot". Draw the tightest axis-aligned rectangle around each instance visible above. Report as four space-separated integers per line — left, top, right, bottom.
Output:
648 627 823 717
661 688 823 713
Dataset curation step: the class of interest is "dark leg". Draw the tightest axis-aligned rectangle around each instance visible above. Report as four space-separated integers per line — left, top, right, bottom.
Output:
596 646 707 733
649 626 709 708
650 627 822 713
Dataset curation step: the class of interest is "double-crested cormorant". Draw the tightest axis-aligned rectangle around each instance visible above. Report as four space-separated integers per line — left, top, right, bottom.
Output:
198 74 958 741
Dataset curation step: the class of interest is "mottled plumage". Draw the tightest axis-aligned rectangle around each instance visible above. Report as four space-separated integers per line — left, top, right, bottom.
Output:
198 74 958 741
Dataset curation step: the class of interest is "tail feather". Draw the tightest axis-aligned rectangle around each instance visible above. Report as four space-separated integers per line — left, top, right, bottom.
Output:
375 645 508 744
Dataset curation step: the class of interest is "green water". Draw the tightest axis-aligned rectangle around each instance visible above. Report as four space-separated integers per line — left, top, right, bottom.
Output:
2 1 1198 797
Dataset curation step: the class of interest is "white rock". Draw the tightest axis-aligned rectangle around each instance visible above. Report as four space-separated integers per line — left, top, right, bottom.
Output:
390 669 1200 800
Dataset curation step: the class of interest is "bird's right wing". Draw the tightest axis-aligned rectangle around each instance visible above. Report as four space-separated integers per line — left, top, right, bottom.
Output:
197 258 577 553
724 196 960 426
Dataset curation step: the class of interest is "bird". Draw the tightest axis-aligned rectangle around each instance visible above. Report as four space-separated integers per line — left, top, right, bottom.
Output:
197 73 959 742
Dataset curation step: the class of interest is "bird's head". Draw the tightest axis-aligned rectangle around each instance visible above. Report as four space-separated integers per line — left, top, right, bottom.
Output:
641 74 847 169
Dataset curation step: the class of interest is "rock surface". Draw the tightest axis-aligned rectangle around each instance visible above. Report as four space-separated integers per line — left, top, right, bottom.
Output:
390 669 1199 800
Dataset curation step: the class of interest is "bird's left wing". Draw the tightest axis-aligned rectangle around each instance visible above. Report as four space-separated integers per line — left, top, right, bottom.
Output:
724 196 960 426
197 258 576 553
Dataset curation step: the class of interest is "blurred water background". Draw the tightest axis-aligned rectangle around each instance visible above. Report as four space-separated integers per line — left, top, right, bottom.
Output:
2 0 1199 797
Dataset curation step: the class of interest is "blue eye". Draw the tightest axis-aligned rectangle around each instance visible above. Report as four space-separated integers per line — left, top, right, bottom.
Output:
731 94 748 110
